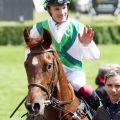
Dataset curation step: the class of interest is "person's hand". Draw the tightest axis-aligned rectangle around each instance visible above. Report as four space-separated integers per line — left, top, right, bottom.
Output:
78 26 94 46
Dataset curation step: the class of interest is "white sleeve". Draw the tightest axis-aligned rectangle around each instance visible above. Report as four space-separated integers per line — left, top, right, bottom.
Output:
78 23 100 60
81 40 100 60
30 24 40 37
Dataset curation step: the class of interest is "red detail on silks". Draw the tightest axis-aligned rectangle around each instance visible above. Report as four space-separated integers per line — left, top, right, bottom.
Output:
98 75 105 84
79 84 93 97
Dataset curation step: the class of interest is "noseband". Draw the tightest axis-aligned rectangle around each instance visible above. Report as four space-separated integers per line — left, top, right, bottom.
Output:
28 48 57 99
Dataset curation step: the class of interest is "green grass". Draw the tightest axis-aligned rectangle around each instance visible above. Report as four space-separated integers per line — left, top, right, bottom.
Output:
83 45 120 88
0 46 27 120
70 12 120 26
31 11 120 26
0 9 120 120
0 45 120 120
1 11 120 27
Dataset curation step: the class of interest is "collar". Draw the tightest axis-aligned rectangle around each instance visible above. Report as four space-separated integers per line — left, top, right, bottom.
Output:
103 97 120 107
114 98 120 104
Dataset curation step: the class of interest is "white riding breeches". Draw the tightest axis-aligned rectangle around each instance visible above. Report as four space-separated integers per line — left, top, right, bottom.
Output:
63 66 86 92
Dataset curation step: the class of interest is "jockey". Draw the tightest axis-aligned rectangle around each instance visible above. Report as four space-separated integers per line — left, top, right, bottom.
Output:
30 0 100 110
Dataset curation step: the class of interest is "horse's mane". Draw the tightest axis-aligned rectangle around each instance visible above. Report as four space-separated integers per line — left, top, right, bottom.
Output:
48 50 75 103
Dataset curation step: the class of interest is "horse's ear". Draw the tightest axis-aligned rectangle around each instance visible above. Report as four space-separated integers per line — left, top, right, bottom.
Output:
23 28 30 44
42 29 52 48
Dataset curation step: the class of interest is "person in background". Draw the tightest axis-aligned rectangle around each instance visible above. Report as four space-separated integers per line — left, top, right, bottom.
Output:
29 0 100 112
95 64 120 100
93 68 120 120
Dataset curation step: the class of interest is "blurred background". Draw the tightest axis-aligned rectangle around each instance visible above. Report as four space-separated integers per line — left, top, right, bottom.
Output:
0 0 120 119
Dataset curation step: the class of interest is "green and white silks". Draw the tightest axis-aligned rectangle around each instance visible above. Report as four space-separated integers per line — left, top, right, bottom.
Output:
36 19 83 71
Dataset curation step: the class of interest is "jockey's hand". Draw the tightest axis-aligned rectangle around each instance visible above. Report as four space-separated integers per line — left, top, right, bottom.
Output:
78 26 94 46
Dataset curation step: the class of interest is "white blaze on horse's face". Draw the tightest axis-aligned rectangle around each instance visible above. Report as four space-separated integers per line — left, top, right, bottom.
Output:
38 99 45 115
37 94 49 115
32 57 38 65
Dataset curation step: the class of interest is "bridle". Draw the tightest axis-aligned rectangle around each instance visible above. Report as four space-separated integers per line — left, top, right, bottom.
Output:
10 48 90 120
26 48 75 118
28 48 57 99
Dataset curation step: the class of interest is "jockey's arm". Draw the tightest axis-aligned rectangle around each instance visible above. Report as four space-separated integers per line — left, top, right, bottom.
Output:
78 26 100 60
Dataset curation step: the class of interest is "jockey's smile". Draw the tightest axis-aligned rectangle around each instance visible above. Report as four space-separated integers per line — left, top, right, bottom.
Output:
48 4 68 23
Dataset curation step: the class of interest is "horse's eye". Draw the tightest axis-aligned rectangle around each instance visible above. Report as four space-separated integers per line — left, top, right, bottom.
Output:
47 63 52 71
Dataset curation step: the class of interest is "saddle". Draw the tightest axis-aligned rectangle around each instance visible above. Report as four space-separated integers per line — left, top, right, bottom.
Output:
61 96 95 120
75 97 95 120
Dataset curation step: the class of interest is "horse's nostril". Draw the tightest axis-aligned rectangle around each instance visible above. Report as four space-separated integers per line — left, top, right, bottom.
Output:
25 102 33 112
33 103 40 111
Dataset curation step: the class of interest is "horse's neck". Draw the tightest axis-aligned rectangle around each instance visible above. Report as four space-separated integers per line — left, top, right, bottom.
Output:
58 66 75 101
54 54 75 100
53 52 80 112
55 61 81 115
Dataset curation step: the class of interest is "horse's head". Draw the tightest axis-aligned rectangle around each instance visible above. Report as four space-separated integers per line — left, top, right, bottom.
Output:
24 28 59 116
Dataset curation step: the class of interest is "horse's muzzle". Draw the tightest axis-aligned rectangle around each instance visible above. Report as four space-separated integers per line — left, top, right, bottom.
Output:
25 102 40 115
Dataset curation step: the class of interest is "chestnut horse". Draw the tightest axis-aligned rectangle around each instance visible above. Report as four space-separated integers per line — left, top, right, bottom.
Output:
24 28 92 120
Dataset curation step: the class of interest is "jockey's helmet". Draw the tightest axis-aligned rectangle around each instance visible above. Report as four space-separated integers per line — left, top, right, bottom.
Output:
43 0 70 10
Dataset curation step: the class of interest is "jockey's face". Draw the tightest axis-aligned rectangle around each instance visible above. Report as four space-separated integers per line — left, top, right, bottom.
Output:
48 4 68 23
105 75 120 104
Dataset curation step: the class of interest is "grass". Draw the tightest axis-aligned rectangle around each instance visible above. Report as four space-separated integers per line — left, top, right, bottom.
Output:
83 45 120 87
1 11 120 27
33 11 120 26
0 45 120 120
0 46 27 120
0 10 120 119
72 13 120 26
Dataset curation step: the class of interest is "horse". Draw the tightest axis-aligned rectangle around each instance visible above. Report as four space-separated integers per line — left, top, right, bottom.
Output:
23 28 93 120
